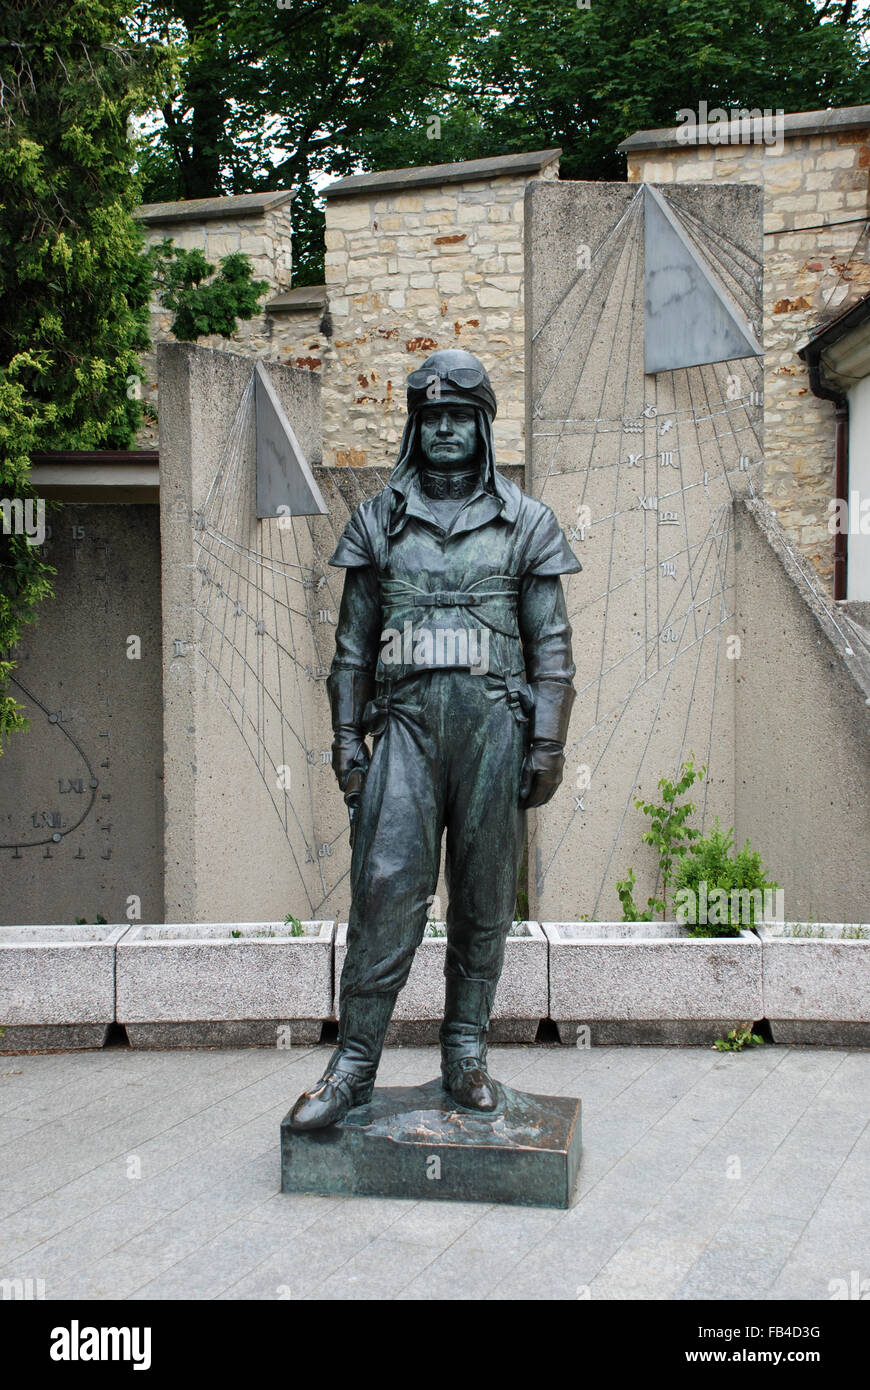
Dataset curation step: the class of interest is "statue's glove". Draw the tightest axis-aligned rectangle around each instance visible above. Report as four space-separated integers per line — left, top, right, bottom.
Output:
327 667 374 803
520 740 566 809
519 677 575 809
331 727 370 794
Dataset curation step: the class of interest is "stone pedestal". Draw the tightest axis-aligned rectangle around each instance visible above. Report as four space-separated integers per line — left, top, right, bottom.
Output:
280 1079 581 1209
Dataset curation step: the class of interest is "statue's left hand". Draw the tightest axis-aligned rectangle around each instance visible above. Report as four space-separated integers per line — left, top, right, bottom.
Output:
343 766 366 849
519 740 566 809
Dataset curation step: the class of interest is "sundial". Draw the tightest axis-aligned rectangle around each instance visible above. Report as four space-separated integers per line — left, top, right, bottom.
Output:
163 181 764 929
527 180 764 920
2 183 764 931
0 509 163 925
173 368 394 918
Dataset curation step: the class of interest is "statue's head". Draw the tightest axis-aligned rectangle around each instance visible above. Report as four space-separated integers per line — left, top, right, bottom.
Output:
388 349 500 505
405 349 496 473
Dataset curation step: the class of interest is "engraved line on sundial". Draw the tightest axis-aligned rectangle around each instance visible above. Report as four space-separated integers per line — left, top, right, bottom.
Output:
1 519 119 856
1 674 101 850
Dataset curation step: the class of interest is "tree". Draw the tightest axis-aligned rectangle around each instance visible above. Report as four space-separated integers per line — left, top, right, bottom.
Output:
0 0 270 750
0 0 157 746
466 0 870 182
134 0 869 283
132 0 493 283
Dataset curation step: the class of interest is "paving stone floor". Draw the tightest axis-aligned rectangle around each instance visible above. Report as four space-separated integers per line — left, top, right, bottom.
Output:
1 1042 868 1301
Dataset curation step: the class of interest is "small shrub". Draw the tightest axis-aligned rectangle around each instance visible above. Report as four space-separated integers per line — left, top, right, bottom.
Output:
673 820 778 937
713 1024 764 1052
615 867 662 922
616 759 704 921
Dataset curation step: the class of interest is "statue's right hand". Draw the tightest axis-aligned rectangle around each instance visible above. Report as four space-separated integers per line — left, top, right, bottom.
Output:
332 730 370 793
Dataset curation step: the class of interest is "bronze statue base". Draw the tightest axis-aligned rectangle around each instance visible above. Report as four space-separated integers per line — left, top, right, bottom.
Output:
280 1078 581 1209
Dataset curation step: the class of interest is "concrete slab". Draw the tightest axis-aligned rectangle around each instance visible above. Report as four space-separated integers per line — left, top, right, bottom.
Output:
1 1043 867 1301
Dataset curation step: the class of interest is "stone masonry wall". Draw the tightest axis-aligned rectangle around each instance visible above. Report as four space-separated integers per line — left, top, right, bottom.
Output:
136 196 295 445
269 309 328 374
625 129 870 588
321 163 560 471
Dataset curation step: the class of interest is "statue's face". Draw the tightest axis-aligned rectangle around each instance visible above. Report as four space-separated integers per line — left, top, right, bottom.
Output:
418 404 478 471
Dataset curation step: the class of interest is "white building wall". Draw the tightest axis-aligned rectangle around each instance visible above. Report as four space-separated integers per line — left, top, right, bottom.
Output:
848 374 870 599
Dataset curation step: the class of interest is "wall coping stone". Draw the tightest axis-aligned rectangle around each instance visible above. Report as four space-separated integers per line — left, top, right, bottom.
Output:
618 104 870 152
323 148 561 199
267 285 328 313
136 189 295 225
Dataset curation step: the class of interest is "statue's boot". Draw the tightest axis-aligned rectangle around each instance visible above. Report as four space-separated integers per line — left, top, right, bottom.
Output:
288 993 395 1131
440 975 499 1111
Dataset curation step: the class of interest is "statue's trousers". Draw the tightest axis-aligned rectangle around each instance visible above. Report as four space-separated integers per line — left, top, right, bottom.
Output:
338 669 528 1036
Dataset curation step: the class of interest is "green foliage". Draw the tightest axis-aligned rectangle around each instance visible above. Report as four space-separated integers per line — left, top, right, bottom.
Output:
133 0 485 284
615 867 663 922
0 0 161 747
0 3 268 751
468 0 870 182
514 883 530 923
134 0 870 281
786 922 869 938
617 760 705 920
283 914 305 937
713 1023 765 1052
148 241 269 341
673 820 779 937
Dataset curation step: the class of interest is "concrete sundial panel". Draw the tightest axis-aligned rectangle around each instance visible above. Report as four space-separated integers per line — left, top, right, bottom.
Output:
526 181 764 921
0 508 164 925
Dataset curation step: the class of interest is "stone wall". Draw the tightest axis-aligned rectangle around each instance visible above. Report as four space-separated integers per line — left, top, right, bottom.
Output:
320 149 561 470
264 286 329 377
620 107 870 589
136 191 295 445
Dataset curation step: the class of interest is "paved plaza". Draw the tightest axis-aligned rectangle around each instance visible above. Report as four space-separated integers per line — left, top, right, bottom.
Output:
1 1042 867 1301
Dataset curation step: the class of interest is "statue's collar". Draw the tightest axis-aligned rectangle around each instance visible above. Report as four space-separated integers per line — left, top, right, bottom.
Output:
388 466 521 541
420 467 479 500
